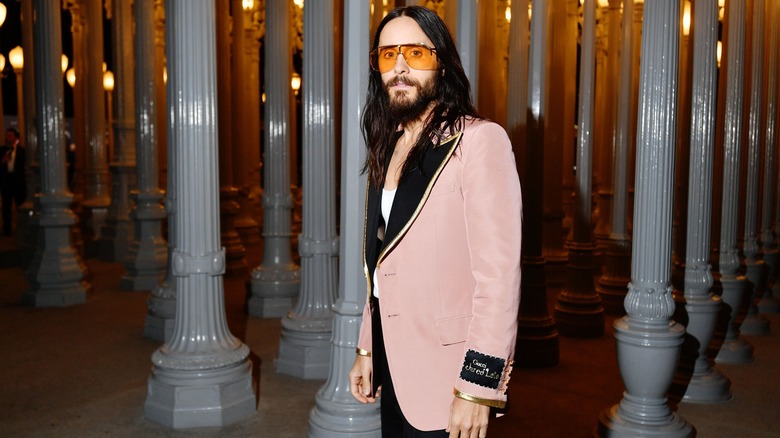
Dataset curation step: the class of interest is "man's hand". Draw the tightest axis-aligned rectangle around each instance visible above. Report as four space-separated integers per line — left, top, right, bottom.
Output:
447 396 490 438
349 355 377 403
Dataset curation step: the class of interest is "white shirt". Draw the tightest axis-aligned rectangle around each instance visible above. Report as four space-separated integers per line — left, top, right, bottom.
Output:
373 187 397 298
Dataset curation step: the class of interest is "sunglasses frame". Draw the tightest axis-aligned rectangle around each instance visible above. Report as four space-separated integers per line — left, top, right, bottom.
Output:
370 43 438 73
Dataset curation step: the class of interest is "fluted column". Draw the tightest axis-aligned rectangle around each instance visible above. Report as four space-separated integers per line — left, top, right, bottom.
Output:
230 0 261 248
276 0 338 380
81 0 110 244
121 0 167 292
22 0 91 307
63 2 88 263
154 1 167 190
677 0 731 404
98 0 137 262
309 2 381 435
714 0 753 365
739 0 770 336
671 1 693 296
593 0 620 257
456 0 478 105
560 0 578 243
477 0 505 123
554 0 603 338
143 1 177 344
516 0 559 369
64 1 87 199
627 1 642 228
758 1 779 313
710 2 728 271
144 0 256 428
248 0 300 318
215 0 247 277
596 0 633 315
597 1 692 436
244 2 264 230
592 6 607 249
774 49 780 298
16 0 39 254
542 0 567 287
774 3 780 298
506 0 529 186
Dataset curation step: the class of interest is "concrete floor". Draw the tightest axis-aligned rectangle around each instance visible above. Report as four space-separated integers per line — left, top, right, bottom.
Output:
1 234 778 437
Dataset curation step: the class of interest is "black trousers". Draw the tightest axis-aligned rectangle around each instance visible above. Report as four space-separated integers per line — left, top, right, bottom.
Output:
372 296 448 438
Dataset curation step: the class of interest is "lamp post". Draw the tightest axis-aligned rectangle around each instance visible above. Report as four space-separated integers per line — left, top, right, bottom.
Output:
0 53 5 136
0 7 5 133
103 70 114 158
9 46 24 146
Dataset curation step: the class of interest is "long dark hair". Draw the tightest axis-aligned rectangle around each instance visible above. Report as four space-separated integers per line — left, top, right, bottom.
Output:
361 6 480 187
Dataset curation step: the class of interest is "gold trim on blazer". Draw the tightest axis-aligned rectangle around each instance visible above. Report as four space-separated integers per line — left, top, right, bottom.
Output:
361 131 464 303
362 178 373 301
375 132 463 269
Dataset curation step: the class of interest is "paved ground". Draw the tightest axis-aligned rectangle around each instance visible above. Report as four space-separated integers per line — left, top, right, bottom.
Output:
1 234 778 437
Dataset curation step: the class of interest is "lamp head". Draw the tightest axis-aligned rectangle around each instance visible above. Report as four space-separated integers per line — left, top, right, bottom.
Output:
9 46 24 71
291 73 301 93
67 68 76 88
103 70 114 92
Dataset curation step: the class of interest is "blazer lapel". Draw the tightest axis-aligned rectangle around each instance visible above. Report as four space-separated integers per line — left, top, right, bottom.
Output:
364 181 383 277
377 132 463 266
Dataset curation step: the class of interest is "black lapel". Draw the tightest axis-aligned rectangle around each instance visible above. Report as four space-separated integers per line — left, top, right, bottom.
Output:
377 132 463 265
364 181 383 278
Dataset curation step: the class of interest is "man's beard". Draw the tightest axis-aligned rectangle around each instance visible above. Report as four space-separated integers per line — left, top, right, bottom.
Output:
386 75 438 125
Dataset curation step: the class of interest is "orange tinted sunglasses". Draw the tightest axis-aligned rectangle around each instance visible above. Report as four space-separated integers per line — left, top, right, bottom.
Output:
370 43 438 73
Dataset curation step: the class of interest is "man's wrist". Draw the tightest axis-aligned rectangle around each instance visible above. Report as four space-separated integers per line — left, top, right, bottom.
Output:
453 388 505 409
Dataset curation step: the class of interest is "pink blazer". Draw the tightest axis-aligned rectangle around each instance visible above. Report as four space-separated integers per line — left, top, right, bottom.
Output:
357 118 522 431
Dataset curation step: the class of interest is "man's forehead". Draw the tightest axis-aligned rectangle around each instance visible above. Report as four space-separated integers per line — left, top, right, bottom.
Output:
378 16 432 47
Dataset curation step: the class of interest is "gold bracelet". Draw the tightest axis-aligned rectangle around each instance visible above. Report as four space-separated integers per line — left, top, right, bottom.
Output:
356 347 371 357
453 388 506 409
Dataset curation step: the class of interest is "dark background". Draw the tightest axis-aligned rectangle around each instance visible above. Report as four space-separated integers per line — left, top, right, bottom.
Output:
0 0 113 122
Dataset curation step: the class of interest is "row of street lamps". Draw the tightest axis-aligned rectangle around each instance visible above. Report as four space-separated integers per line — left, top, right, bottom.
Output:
1 1 8 136
2 41 115 150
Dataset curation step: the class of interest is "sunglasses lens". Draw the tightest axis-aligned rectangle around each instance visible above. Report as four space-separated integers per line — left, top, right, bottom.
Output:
372 45 436 73
376 47 398 73
401 45 434 70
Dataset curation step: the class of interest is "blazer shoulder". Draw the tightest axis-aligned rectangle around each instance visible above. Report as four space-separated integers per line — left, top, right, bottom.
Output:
462 118 509 139
456 119 512 158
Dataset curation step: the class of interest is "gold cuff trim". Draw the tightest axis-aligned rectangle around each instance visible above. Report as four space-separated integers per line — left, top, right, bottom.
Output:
453 388 506 409
356 348 371 357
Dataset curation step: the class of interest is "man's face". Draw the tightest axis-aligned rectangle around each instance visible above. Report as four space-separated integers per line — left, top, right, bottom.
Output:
378 17 439 123
5 131 16 146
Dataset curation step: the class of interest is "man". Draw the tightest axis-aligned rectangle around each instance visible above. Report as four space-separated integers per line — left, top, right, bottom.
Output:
0 128 27 236
348 7 522 438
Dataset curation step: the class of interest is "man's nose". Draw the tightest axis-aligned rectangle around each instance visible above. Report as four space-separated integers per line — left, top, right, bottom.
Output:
393 53 410 74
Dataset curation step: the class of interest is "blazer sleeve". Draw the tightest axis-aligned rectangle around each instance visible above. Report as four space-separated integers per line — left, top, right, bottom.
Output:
356 296 373 356
453 121 522 408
